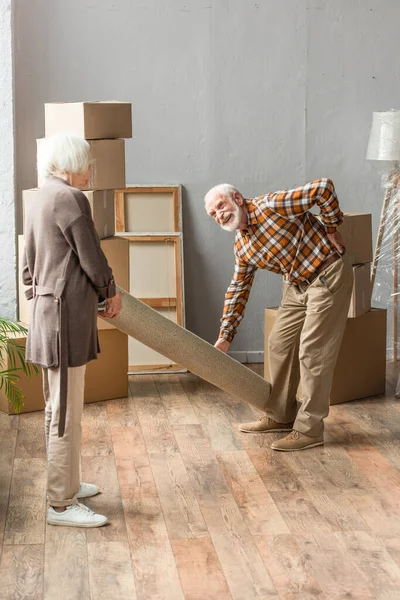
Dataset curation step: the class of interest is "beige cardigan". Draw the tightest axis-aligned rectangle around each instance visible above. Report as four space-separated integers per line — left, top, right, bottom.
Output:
22 177 116 436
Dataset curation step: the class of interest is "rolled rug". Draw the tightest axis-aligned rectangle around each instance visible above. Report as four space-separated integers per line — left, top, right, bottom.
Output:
99 287 271 411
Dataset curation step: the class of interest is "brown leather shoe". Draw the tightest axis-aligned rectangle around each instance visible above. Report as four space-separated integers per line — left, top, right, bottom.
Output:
271 430 324 452
238 416 294 433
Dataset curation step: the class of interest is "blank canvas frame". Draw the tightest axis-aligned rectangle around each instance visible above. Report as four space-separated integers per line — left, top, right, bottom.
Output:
114 185 185 373
123 234 185 373
115 185 181 234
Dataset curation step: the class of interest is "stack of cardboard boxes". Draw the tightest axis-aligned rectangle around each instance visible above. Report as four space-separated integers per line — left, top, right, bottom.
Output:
1 102 132 415
264 213 387 404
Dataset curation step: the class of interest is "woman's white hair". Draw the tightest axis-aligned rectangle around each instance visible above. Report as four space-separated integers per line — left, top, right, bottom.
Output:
204 183 241 205
37 132 92 183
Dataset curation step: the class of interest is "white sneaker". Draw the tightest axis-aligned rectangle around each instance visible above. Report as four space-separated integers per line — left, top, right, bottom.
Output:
77 482 100 499
47 503 107 528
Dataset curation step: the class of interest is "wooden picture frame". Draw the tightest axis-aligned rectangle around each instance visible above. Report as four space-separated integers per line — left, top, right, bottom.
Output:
123 234 184 328
114 184 185 373
114 185 181 234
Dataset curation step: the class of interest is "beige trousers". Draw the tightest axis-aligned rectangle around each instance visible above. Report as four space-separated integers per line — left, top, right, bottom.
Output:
267 254 353 436
42 365 86 507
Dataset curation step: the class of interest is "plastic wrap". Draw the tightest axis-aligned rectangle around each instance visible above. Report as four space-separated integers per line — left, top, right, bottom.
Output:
371 168 400 363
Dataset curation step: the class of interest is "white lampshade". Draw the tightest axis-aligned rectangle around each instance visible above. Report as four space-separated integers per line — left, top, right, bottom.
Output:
367 110 400 161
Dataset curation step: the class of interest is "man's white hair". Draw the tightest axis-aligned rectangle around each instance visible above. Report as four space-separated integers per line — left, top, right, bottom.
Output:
37 132 92 183
204 183 241 205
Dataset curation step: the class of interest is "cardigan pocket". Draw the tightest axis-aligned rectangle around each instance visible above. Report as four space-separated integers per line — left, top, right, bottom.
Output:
26 325 59 368
26 297 60 368
38 328 59 368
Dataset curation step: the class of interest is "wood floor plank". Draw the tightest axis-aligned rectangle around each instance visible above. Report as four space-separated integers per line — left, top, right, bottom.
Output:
297 531 374 600
304 490 369 532
123 497 185 600
81 401 113 457
107 395 139 428
0 414 18 479
132 375 179 455
380 535 400 569
340 401 400 470
172 538 233 600
212 385 261 426
112 418 184 598
345 444 400 494
246 447 304 493
0 544 44 600
4 458 46 545
198 494 278 599
81 455 127 543
318 417 376 492
151 423 277 597
154 374 200 425
285 447 343 493
269 491 332 536
172 424 231 497
149 451 209 539
180 371 258 426
0 412 18 432
0 414 18 555
254 534 325 600
14 411 46 459
180 375 243 452
3 368 400 600
216 450 289 535
112 426 158 501
345 488 400 538
87 541 137 600
111 425 147 462
44 526 89 600
334 530 400 598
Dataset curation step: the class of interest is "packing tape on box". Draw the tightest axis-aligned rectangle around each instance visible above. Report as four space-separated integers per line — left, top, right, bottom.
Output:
99 287 271 411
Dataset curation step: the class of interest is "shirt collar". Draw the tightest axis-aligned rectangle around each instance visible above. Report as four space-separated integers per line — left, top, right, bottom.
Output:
244 199 259 226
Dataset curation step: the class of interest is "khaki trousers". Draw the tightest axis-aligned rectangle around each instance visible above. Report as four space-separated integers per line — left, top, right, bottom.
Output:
267 254 353 436
42 365 86 507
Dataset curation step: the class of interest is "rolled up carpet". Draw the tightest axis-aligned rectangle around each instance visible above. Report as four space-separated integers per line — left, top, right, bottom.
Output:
99 287 271 411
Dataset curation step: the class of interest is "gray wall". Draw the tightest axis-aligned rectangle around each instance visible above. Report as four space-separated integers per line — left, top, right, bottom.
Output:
0 0 16 319
13 0 400 351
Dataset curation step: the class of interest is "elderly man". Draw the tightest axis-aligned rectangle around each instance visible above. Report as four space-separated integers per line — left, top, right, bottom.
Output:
205 179 353 451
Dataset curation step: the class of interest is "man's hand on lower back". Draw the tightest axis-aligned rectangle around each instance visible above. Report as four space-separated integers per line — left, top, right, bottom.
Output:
327 231 346 255
214 338 231 353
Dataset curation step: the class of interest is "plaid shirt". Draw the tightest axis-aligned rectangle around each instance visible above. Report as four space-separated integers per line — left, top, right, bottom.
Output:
220 178 343 342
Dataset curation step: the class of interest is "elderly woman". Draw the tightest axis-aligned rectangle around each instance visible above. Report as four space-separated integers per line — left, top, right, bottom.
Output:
22 132 122 527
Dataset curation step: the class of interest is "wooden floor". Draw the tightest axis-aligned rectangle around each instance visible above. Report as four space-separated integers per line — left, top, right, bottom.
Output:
1 365 400 599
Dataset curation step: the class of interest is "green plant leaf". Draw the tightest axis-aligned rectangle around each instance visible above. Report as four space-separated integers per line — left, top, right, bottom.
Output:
0 317 38 413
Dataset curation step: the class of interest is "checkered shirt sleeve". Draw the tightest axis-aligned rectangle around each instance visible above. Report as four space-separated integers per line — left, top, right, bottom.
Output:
219 256 257 343
265 178 343 233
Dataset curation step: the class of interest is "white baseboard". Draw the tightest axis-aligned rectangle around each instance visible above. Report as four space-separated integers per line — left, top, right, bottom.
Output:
228 351 264 364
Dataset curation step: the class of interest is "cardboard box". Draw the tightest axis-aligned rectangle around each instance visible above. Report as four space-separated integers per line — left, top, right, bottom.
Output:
264 307 386 404
85 329 128 403
98 237 129 331
45 101 132 139
339 213 373 265
88 139 125 190
37 138 126 190
23 188 115 240
0 334 44 414
348 263 371 318
0 329 128 414
21 189 39 229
